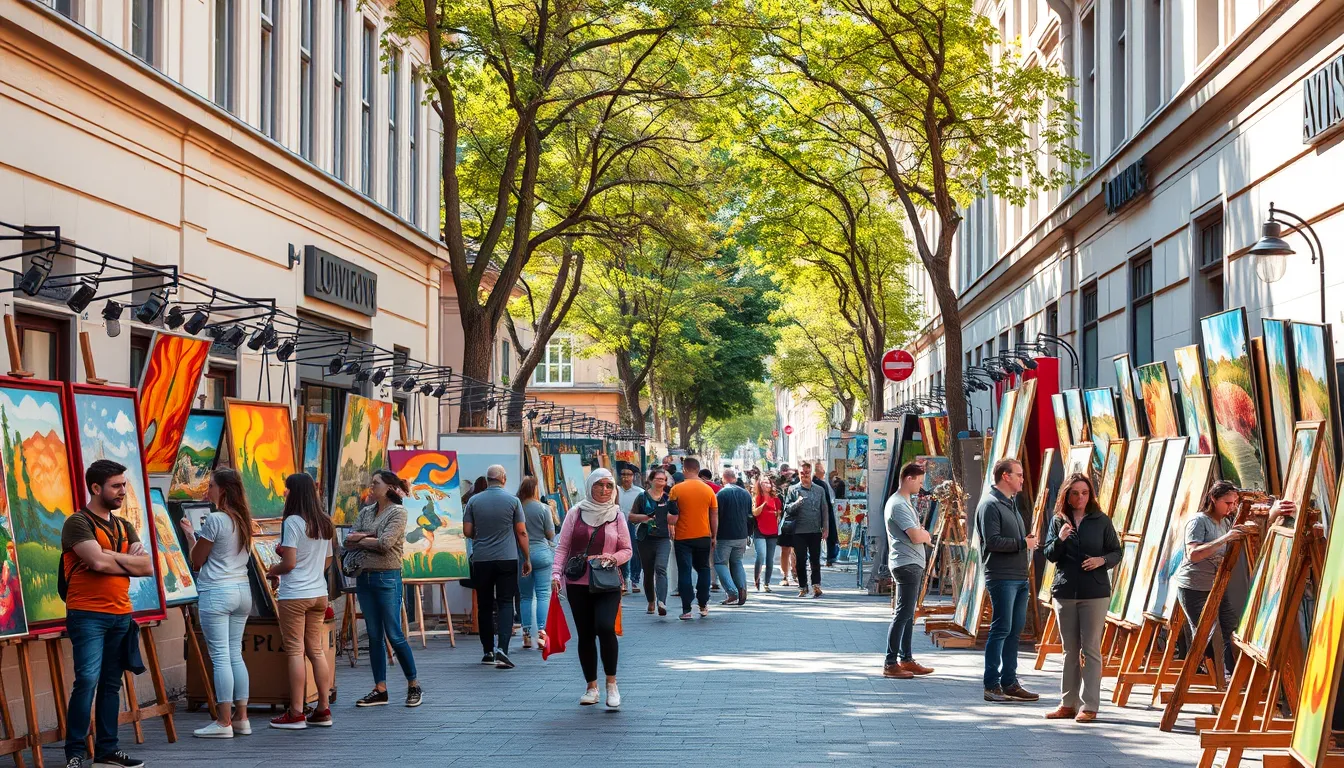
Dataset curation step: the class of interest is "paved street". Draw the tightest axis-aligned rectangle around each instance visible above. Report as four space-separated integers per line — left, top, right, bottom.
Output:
85 569 1210 767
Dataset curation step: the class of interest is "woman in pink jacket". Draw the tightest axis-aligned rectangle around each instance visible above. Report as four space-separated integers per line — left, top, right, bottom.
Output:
553 468 631 710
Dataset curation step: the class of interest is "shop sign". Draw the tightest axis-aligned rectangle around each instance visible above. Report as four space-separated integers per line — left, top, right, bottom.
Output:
1103 157 1148 214
1303 53 1344 144
302 245 377 316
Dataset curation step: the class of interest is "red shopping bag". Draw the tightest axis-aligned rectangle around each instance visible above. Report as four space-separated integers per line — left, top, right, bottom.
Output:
541 590 570 660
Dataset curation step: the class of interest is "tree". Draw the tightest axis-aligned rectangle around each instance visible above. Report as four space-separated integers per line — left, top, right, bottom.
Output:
769 268 868 430
704 381 777 455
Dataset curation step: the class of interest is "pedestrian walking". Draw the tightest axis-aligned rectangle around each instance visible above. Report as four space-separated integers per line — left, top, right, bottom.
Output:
463 465 531 670
344 470 423 707
266 473 335 730
782 460 830 598
630 468 676 615
883 462 935 679
617 465 643 595
979 458 1040 704
517 477 556 651
669 457 718 619
180 468 255 738
713 469 752 606
1042 473 1121 722
552 469 631 709
751 476 781 592
700 468 723 492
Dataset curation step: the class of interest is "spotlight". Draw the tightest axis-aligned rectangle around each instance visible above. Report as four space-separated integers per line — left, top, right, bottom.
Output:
432 384 447 398
247 324 275 351
419 383 433 395
222 325 247 347
354 368 371 382
526 409 539 420
342 360 362 375
164 305 185 328
18 253 53 296
390 378 406 389
1021 357 1038 370
402 377 417 392
66 278 98 313
135 288 169 324
328 354 344 375
102 300 125 338
276 338 296 362
184 307 210 335
371 369 387 385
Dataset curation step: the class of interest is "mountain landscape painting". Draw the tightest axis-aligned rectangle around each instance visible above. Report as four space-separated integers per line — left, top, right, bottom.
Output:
331 394 392 525
167 411 224 501
224 400 298 520
137 333 211 474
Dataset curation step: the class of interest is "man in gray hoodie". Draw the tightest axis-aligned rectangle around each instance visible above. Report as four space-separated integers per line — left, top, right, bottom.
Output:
976 458 1040 703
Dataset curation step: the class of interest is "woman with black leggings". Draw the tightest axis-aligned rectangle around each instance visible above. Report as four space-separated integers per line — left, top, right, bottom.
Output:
630 468 676 615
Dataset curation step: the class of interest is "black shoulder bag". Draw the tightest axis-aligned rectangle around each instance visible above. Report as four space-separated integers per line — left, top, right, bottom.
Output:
563 519 623 593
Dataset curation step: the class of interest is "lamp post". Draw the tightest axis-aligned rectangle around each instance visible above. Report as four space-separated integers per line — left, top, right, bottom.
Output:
1249 202 1326 324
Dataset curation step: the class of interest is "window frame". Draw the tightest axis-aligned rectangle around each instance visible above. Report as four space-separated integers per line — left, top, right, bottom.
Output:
532 338 575 387
260 0 279 139
360 19 376 197
213 0 237 114
409 74 420 228
299 0 315 160
388 49 401 214
1082 282 1100 388
1130 253 1154 366
130 0 159 69
332 0 347 180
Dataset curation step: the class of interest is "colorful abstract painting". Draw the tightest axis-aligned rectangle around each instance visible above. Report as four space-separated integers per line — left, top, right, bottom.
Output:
1124 437 1187 626
1110 438 1147 532
1292 322 1338 525
1137 362 1180 439
149 487 196 606
331 394 393 525
167 411 224 502
1173 344 1217 455
1145 454 1215 620
1063 389 1088 444
1051 393 1073 452
1200 309 1268 490
1127 438 1174 536
0 464 28 639
301 413 328 493
137 333 211 474
224 400 299 521
1290 472 1344 767
390 450 468 581
1108 539 1140 620
1098 439 1125 516
1114 355 1144 438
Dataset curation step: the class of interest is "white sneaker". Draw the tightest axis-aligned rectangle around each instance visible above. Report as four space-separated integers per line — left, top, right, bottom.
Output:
193 722 233 739
605 684 621 710
579 687 600 706
233 719 251 736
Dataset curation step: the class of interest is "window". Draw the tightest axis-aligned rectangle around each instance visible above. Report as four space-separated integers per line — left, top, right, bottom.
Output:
1197 0 1219 62
1194 211 1226 340
1082 284 1099 387
1046 301 1059 340
1080 9 1096 164
409 77 420 227
14 312 69 383
388 50 401 213
1112 0 1127 150
333 0 347 180
202 367 236 410
130 0 158 69
1198 214 1224 269
129 333 152 386
533 339 574 385
1028 0 1037 33
1145 0 1164 115
213 0 237 114
1013 322 1026 350
299 0 315 160
45 0 77 20
1131 254 1154 365
361 20 375 196
501 340 511 382
260 0 279 139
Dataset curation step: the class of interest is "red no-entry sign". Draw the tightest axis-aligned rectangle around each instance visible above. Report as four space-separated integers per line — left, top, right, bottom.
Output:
784 425 794 435
882 349 915 382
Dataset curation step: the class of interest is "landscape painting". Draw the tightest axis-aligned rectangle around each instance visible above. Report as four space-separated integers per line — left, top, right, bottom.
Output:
1173 344 1217 455
1281 423 1322 516
1124 437 1187 627
1083 388 1118 480
331 394 393 525
1239 529 1294 660
1108 539 1140 620
1261 320 1297 490
1146 454 1215 620
1110 438 1147 532
559 452 587 508
167 410 224 502
1063 389 1089 444
224 400 299 521
137 332 211 474
390 450 468 581
149 487 197 606
1137 362 1180 439
302 413 328 493
1199 308 1267 490
1114 355 1145 438
1292 322 1338 525
1051 393 1073 451
0 469 28 640
1127 438 1175 536
1290 475 1344 767
1098 439 1125 516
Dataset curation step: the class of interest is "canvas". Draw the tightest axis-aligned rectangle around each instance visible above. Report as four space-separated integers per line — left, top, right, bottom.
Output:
1281 422 1322 511
1004 380 1037 467
1114 355 1144 438
438 433 523 497
167 411 224 502
1032 448 1057 541
559 453 586 507
225 400 299 521
1038 559 1056 603
1127 438 1171 536
0 464 28 640
1063 389 1089 444
1111 438 1147 532
1146 454 1215 620
1240 530 1293 660
390 450 468 581
983 389 1019 489
952 532 986 634
252 532 283 613
528 446 550 495
1124 437 1188 626
916 456 953 530
1200 309 1268 490
1289 469 1344 767
1173 345 1217 455
331 395 393 525
301 413 328 492
1098 439 1126 516
1108 540 1140 620
1051 393 1072 453
1261 320 1297 488
1064 444 1094 478
137 333 211 474
1083 388 1119 481
149 487 197 606
1137 362 1180 439
1292 322 1338 526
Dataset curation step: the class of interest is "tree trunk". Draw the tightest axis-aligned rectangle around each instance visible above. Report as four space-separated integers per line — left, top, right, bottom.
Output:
928 259 967 485
456 309 495 429
615 351 647 435
677 407 691 450
867 356 886 423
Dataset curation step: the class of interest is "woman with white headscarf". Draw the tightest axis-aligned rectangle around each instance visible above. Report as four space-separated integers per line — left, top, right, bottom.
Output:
552 468 632 709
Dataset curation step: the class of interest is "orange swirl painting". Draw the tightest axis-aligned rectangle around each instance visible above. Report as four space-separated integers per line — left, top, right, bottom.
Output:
224 400 298 519
138 333 211 474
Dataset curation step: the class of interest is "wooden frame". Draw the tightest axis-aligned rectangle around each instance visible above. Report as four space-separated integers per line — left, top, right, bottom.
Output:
223 398 299 521
166 409 225 502
300 411 330 496
251 531 283 615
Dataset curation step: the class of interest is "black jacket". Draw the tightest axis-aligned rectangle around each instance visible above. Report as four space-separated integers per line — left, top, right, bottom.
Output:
1043 508 1122 600
977 487 1030 581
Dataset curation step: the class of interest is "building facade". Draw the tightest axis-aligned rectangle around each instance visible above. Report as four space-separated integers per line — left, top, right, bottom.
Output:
893 0 1344 435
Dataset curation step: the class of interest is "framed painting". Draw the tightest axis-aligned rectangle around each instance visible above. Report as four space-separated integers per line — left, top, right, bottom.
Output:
1114 354 1145 438
1292 322 1338 526
167 410 224 502
251 531 283 614
1097 439 1126 516
1038 559 1056 603
916 456 954 530
1199 308 1268 490
1136 362 1180 439
1173 344 1217 455
224 399 299 521
1145 454 1216 620
1063 389 1089 444
527 445 550 496
1004 380 1037 468
1124 437 1188 627
390 450 468 581
0 478 28 640
983 389 1019 490
1064 443 1094 478
1110 438 1147 532
148 487 197 606
331 394 393 525
1127 436 1176 537
558 452 586 507
437 432 523 497
1280 421 1323 513
952 533 986 634
301 413 329 493
1108 539 1141 621
1031 448 1058 542
1083 388 1119 480
1261 320 1297 489
137 332 211 474
1051 393 1073 452
68 384 166 623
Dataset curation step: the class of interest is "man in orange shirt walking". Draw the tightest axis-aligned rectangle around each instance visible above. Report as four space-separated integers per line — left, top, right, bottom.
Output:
669 458 718 620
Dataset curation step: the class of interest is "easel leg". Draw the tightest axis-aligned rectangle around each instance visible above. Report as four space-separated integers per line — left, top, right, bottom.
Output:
121 673 144 745
440 583 455 648
1034 611 1057 671
139 627 176 743
17 643 42 768
0 644 25 768
43 640 67 742
180 606 217 722
414 587 426 649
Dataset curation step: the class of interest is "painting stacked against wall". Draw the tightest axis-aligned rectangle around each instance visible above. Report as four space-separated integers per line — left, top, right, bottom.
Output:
137 333 211 474
1199 309 1268 490
1173 345 1216 455
1113 355 1144 438
167 410 225 502
148 487 197 606
224 400 299 521
1136 362 1180 439
390 450 468 581
1292 322 1339 524
331 395 393 525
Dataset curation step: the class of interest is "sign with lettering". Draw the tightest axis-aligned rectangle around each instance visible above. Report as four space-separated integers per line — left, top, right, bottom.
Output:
1303 53 1344 144
1103 158 1148 214
302 245 377 316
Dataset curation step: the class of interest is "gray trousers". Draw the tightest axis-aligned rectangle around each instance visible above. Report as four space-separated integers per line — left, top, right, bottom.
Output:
1053 597 1108 711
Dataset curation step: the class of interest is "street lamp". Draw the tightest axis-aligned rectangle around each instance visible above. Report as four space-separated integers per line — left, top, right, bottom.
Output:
1250 202 1326 323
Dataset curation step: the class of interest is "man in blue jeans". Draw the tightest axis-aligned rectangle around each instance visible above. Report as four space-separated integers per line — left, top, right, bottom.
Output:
977 458 1040 703
713 470 753 605
61 460 155 768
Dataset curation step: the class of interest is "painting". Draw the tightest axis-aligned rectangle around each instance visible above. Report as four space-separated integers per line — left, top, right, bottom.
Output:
1097 439 1126 516
301 413 329 493
69 385 165 621
390 450 468 581
437 433 523 497
1239 529 1295 661
1261 320 1297 490
1108 540 1140 620
1124 437 1187 627
1110 438 1147 532
137 332 211 474
527 445 550 496
1281 422 1323 514
1038 559 1056 603
1004 380 1037 467
1173 344 1217 455
167 410 224 502
251 532 282 613
224 400 299 522
982 389 1019 489
1032 448 1058 541
952 533 986 635
1137 362 1180 439
0 458 28 639
1145 454 1215 620
1064 443 1094 479
1292 322 1338 526
331 395 393 525
1051 393 1073 452
1063 389 1089 444
559 452 586 508
916 456 954 530
1083 388 1118 481
1289 468 1344 768
1114 355 1145 438
1200 308 1268 490
1127 437 1174 537
148 487 197 606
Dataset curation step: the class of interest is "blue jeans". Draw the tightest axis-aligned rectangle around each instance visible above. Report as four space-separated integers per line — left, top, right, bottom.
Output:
674 537 712 614
518 544 555 635
621 521 642 585
713 539 749 597
198 584 252 705
65 609 132 761
356 570 418 685
984 579 1030 689
753 536 778 586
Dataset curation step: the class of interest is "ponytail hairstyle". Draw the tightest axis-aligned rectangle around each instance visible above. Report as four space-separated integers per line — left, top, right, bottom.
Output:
283 472 334 541
1201 480 1240 515
373 469 409 504
1052 472 1103 520
211 468 253 551
517 476 539 502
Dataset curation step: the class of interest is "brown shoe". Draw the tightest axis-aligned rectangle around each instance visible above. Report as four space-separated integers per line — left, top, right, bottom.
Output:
882 664 914 679
812 585 823 597
1075 710 1098 723
1044 706 1077 720
898 660 934 676
1002 684 1040 702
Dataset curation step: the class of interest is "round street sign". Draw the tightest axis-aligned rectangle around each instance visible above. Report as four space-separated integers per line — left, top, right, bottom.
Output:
882 349 915 382
772 429 780 438
784 425 794 436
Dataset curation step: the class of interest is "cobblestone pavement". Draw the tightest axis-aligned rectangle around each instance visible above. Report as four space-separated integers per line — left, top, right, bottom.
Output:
70 566 1219 767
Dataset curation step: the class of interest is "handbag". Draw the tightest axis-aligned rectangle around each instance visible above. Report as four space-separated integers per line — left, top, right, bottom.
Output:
563 521 601 581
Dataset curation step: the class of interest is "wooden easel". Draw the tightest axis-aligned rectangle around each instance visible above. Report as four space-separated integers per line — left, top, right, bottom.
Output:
0 641 27 768
914 500 965 619
77 332 106 385
115 623 176 745
407 581 457 648
395 413 422 449
18 636 69 768
336 597 412 667
179 605 218 721
4 316 32 379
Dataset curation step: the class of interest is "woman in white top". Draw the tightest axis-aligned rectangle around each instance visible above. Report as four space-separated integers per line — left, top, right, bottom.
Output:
265 473 334 730
179 468 255 739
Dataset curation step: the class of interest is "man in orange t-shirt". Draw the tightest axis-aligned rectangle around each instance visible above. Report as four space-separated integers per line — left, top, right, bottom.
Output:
669 457 718 620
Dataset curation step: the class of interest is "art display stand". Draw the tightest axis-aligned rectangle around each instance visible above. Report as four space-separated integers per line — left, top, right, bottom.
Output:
19 637 70 768
407 581 457 648
114 623 177 746
336 598 409 668
180 606 218 721
1032 612 1062 670
0 641 28 768
914 500 965 620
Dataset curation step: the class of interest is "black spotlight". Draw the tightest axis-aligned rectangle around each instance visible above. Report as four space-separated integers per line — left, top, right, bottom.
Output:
246 325 269 351
526 409 538 420
1021 357 1038 370
390 378 406 390
327 354 344 375
342 360 362 375
135 288 169 324
102 300 125 338
402 377 417 392
432 383 447 398
164 305 185 328
276 338 296 362
371 369 387 385
18 253 53 296
220 325 247 347
354 368 371 382
419 383 433 395
184 307 210 334
66 278 98 313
